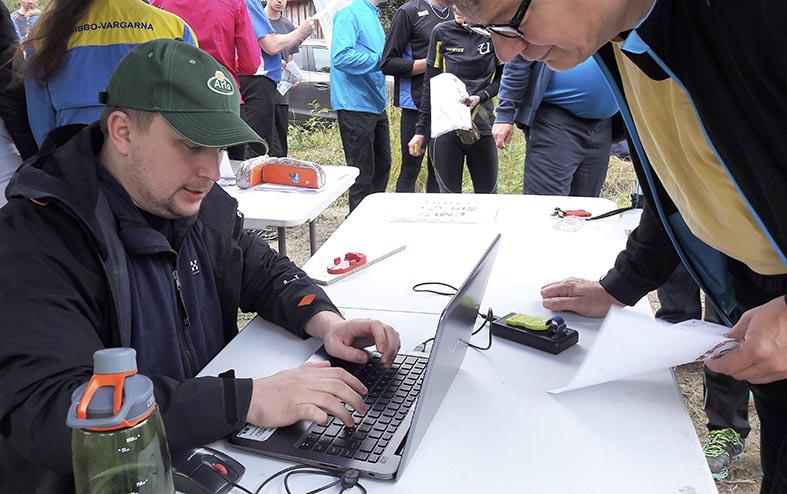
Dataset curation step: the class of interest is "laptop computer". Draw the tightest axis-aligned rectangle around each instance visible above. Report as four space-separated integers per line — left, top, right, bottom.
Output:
228 234 501 480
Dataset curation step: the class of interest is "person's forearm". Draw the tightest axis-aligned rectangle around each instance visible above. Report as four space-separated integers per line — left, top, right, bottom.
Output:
305 310 345 339
259 30 307 56
411 58 427 75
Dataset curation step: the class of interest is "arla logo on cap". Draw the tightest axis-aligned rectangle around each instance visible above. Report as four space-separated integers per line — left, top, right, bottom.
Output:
207 70 234 96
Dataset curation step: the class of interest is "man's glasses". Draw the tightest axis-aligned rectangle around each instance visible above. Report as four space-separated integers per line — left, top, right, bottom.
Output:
463 0 532 38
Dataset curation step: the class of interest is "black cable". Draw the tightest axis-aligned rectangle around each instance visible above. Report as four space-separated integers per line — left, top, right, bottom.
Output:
467 308 495 351
412 282 495 352
284 469 338 494
586 206 635 221
254 464 366 494
230 481 256 494
412 281 458 296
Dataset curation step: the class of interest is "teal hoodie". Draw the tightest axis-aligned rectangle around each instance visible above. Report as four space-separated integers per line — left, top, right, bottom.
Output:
330 0 387 114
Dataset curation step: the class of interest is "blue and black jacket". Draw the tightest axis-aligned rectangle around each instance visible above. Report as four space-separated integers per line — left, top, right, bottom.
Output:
0 124 340 492
381 0 454 110
595 0 787 324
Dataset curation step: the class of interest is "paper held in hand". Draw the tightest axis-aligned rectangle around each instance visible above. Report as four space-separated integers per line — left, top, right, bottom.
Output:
277 61 304 96
430 73 472 139
550 307 739 394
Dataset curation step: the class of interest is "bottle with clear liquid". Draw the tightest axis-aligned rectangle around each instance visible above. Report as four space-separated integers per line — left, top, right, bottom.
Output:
66 348 175 494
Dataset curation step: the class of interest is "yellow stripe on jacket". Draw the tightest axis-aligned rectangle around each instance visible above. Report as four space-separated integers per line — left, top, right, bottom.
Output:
68 0 197 49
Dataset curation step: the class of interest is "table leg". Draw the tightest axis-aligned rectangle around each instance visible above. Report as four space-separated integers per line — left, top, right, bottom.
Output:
277 227 286 257
309 221 318 255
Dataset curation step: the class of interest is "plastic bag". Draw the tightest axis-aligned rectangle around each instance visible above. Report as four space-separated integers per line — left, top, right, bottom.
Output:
429 72 472 139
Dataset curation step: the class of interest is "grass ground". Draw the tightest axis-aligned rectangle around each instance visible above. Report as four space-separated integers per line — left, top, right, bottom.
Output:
251 106 762 492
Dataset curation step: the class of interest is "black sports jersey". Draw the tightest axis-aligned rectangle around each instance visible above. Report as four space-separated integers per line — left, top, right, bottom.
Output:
416 20 503 136
381 0 453 109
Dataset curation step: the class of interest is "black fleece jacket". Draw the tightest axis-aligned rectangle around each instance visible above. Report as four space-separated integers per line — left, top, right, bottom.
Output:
0 124 340 493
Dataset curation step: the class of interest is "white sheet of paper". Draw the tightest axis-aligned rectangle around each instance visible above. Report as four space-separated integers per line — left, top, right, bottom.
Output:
550 307 733 394
311 0 353 49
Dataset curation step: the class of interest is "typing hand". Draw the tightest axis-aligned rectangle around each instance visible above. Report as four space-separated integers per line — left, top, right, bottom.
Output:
306 312 401 367
246 361 368 428
541 277 624 318
492 123 514 149
706 296 787 384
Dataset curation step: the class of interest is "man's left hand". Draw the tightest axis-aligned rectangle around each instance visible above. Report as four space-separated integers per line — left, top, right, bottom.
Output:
306 312 401 366
706 296 787 384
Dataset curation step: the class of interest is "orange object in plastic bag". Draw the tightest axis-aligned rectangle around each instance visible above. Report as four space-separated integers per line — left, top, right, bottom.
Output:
236 157 326 189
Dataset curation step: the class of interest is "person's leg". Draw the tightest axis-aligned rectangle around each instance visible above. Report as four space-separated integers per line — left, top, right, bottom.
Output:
238 75 277 159
424 151 439 193
337 110 376 212
568 116 612 197
523 105 581 196
396 108 425 192
371 111 391 194
749 379 787 493
269 104 289 157
465 135 498 194
429 132 466 193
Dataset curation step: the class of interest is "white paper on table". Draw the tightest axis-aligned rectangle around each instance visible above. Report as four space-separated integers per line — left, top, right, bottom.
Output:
387 197 499 224
430 73 472 138
550 307 735 394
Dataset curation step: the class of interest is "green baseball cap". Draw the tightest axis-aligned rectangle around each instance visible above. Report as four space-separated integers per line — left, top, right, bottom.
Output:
99 39 267 155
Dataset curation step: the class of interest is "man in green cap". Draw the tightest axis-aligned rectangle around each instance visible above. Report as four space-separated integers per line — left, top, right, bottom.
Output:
0 39 400 492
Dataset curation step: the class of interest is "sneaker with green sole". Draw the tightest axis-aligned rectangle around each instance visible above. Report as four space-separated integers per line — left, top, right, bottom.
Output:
703 428 745 481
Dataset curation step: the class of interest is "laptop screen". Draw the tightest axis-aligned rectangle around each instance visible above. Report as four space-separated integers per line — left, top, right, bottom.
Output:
398 234 500 473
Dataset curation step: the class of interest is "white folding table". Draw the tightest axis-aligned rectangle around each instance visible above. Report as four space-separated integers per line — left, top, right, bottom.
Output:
199 193 718 494
221 164 358 256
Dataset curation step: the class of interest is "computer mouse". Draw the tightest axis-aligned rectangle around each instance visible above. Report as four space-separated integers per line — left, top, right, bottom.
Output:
172 446 245 494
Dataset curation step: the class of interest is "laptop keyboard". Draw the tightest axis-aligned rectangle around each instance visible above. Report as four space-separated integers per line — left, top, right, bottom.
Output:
297 353 427 463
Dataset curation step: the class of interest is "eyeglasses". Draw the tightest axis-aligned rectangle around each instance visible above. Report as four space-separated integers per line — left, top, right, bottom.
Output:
463 0 532 38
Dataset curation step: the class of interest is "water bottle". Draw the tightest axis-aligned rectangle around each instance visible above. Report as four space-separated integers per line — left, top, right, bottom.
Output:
66 348 175 494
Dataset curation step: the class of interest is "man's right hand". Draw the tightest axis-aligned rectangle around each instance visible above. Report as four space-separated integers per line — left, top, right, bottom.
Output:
492 122 514 149
541 277 624 318
246 361 368 428
296 19 315 40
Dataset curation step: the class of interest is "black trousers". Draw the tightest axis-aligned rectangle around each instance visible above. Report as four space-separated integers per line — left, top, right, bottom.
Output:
228 75 277 160
337 110 391 212
428 132 498 194
523 104 611 197
657 266 752 439
270 103 289 158
396 108 438 193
